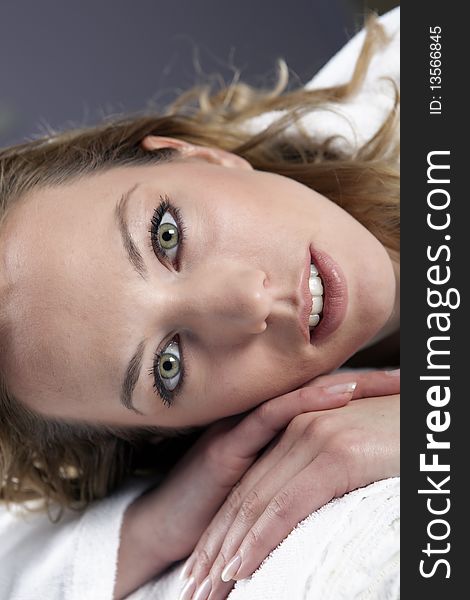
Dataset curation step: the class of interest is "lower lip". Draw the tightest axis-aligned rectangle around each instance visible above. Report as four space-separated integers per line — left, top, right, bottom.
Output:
309 245 348 345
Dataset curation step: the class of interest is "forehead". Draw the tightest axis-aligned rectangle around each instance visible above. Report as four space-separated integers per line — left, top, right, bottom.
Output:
2 168 128 306
0 167 144 406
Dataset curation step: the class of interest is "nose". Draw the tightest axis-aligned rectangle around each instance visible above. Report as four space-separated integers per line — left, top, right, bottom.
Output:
170 259 273 346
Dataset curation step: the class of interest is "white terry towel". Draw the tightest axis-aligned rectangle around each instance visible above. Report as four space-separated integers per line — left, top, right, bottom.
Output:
0 478 151 600
0 7 400 600
241 5 399 158
227 478 400 600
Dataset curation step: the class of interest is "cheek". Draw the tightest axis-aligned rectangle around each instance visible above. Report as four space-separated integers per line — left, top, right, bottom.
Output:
203 346 320 419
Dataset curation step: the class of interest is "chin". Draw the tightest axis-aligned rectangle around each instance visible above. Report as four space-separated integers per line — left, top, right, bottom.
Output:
353 266 396 344
326 302 393 370
356 294 397 353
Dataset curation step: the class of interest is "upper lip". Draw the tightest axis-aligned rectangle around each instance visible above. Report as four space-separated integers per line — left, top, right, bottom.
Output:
297 248 314 342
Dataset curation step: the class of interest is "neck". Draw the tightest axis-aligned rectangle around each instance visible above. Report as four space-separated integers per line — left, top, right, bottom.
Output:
347 251 400 366
355 251 400 358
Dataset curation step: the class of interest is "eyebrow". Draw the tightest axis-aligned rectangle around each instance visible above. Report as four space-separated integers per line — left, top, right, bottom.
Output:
120 340 146 415
115 183 148 281
114 184 152 415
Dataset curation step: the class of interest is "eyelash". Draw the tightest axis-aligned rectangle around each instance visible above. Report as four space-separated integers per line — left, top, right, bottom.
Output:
148 194 187 269
146 194 188 408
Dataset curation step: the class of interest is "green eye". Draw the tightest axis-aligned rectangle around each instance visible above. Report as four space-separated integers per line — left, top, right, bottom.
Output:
150 199 185 265
158 220 179 250
159 353 179 379
157 341 181 391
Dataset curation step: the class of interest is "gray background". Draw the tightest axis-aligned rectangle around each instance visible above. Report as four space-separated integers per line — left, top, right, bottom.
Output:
0 0 398 148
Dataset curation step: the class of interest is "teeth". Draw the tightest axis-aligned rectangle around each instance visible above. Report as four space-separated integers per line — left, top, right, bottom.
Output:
308 260 324 331
309 314 320 327
311 295 323 314
308 275 323 296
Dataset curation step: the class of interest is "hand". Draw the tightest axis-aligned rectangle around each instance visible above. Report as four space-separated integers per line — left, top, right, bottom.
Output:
181 370 400 600
119 377 355 600
140 378 359 572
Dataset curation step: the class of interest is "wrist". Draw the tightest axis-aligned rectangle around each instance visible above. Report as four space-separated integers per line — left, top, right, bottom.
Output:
114 490 174 599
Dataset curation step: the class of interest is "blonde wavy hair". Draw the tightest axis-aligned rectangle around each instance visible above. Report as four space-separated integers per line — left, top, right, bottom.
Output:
0 14 399 519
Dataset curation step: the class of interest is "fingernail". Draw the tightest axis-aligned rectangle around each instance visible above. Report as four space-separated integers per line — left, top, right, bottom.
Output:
179 556 195 581
193 575 212 600
386 368 400 376
221 553 242 582
178 575 196 600
324 381 357 395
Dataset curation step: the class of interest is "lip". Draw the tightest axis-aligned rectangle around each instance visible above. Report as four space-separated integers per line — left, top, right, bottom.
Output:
298 245 348 345
298 250 314 342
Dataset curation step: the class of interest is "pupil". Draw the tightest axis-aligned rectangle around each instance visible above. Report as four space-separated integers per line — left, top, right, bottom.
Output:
162 231 172 241
163 360 172 371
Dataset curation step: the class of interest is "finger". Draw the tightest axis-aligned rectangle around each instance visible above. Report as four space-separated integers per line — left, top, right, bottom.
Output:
182 431 287 593
351 369 400 398
183 386 355 593
189 423 315 594
219 452 344 584
205 438 319 598
182 433 282 590
302 369 400 400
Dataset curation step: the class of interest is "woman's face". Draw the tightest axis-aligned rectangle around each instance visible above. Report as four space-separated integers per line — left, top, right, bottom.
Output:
0 137 397 429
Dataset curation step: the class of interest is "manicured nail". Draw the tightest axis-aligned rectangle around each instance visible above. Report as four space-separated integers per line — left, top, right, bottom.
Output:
179 556 194 581
221 553 242 582
178 575 196 600
324 381 357 395
193 575 212 600
386 368 400 376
